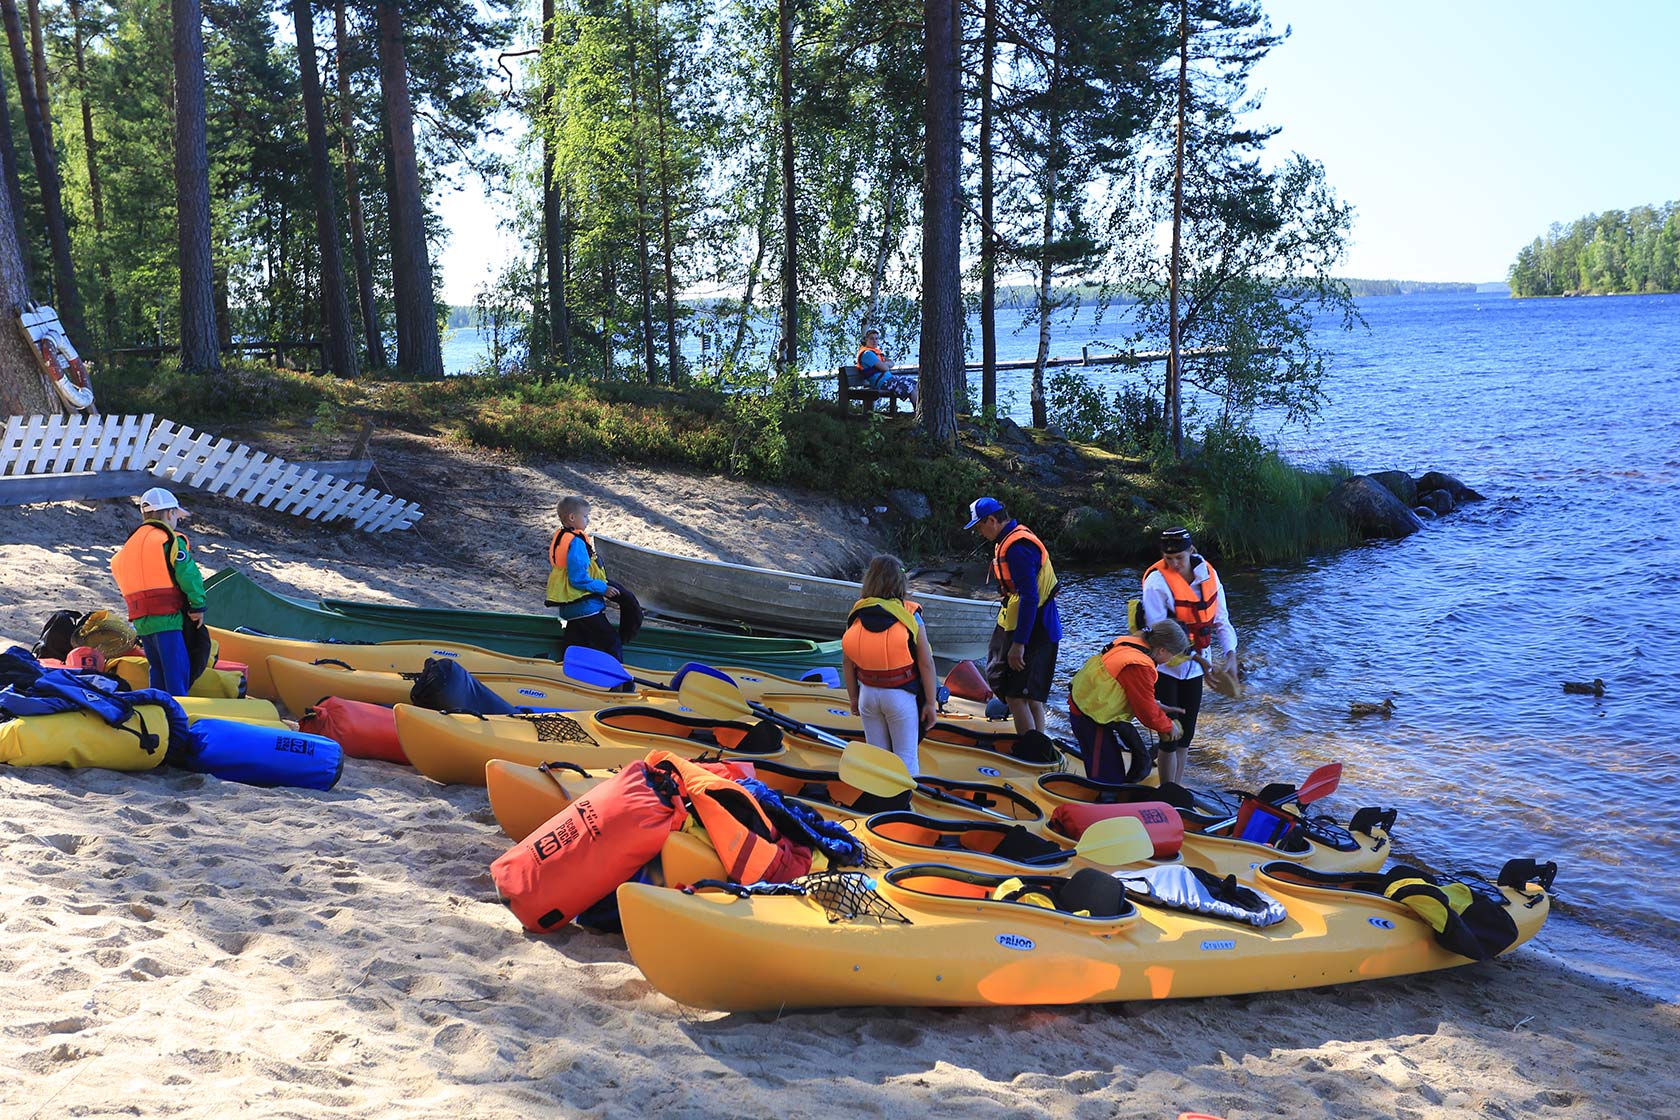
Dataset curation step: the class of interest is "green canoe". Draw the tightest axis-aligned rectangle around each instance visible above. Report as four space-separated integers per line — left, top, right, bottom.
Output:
201 568 842 674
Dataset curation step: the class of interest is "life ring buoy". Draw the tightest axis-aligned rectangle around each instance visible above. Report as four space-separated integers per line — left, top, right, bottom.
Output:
38 334 94 411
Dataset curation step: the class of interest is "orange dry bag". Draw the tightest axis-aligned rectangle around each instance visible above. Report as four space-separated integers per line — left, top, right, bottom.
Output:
1049 800 1185 859
490 760 687 932
299 697 405 764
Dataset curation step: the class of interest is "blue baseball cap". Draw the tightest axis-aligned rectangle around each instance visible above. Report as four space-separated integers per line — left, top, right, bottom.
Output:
964 496 1005 529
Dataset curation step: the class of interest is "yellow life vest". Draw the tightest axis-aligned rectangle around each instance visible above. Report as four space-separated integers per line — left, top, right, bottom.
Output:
991 524 1058 631
544 527 608 607
1068 637 1155 726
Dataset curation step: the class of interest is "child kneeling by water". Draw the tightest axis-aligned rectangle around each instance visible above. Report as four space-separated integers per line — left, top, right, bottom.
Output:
842 555 938 773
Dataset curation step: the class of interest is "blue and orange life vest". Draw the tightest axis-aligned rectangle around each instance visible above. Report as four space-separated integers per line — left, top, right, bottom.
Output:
991 524 1058 631
110 521 189 621
842 597 923 689
1143 556 1221 651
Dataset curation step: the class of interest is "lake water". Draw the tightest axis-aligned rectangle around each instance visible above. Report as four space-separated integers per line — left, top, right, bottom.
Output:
1054 290 1680 1002
448 291 1680 999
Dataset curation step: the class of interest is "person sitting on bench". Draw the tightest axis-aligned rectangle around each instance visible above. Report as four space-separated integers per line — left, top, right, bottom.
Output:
854 328 919 410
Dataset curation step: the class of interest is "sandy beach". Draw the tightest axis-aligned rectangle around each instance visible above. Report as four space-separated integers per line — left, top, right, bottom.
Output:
3 433 1674 1118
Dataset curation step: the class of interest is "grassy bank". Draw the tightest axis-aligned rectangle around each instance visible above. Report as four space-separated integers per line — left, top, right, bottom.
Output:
94 361 1352 565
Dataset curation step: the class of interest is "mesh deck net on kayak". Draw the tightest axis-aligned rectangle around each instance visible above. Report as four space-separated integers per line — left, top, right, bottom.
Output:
797 871 912 925
513 713 599 744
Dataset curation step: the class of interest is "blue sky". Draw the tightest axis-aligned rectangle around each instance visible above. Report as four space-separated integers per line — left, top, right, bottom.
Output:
435 0 1680 301
1252 0 1680 283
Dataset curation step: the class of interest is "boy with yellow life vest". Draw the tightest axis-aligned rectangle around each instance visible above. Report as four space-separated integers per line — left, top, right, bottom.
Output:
109 487 206 695
1141 527 1239 786
841 555 939 773
1067 620 1190 784
965 496 1062 735
545 496 638 662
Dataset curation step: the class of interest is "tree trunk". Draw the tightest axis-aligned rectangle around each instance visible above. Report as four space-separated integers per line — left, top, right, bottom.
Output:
540 0 569 367
979 0 996 416
3 0 84 341
291 0 357 377
1031 54 1060 431
171 0 219 374
0 155 47 415
652 35 678 383
919 0 961 447
776 0 797 377
865 187 897 330
335 0 385 369
727 158 775 374
0 48 29 286
1167 0 1188 457
26 0 48 136
622 0 656 384
68 0 115 345
375 0 442 378
560 189 573 365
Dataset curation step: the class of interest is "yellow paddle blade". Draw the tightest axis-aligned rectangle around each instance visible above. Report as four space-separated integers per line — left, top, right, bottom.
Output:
1073 817 1155 868
676 670 752 722
837 742 915 798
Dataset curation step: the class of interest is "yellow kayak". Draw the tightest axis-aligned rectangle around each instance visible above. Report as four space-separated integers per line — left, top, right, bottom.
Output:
395 704 790 786
1035 772 1393 877
212 626 834 704
619 859 1556 1011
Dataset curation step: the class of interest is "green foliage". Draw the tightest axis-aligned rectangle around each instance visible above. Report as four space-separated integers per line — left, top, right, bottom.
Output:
1045 371 1169 460
94 357 338 423
1508 202 1680 296
1193 418 1353 562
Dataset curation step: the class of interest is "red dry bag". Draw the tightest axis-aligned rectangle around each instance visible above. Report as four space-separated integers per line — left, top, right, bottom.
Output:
1049 800 1185 859
299 696 405 764
491 760 687 933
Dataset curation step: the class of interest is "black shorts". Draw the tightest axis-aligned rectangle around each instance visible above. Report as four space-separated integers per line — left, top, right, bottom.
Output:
985 625 1058 703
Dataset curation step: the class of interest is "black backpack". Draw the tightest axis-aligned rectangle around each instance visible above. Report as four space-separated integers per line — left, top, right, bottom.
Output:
32 610 88 662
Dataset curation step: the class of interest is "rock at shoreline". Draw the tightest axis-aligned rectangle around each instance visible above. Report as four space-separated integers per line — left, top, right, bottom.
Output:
1327 475 1426 539
1417 488 1456 515
1368 470 1417 506
1415 470 1484 503
1413 505 1438 520
884 489 932 523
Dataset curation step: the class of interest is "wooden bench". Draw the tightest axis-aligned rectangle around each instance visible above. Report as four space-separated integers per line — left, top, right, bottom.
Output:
801 366 912 413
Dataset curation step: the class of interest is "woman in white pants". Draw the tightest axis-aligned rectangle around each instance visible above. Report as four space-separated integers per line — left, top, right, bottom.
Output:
841 555 939 774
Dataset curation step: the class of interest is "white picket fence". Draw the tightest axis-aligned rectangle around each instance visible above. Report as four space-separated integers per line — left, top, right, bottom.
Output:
0 413 421 532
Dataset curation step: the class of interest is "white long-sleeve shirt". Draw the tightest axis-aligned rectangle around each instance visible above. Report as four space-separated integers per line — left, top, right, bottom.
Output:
1141 558 1238 681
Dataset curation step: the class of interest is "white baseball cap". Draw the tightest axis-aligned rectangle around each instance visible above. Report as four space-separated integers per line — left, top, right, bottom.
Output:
138 486 183 513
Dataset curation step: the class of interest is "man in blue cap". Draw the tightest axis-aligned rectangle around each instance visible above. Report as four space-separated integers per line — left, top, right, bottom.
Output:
965 496 1061 734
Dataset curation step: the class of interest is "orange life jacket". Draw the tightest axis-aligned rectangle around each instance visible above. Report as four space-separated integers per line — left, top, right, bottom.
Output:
1144 556 1221 651
842 597 922 689
647 750 782 885
110 521 189 621
855 345 886 371
990 523 1058 631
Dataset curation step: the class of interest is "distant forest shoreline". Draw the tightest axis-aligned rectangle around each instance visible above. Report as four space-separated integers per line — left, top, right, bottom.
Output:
1508 202 1680 297
448 278 1482 326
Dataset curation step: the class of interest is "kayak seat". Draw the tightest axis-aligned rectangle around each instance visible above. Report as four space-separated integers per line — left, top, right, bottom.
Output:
992 825 1061 863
